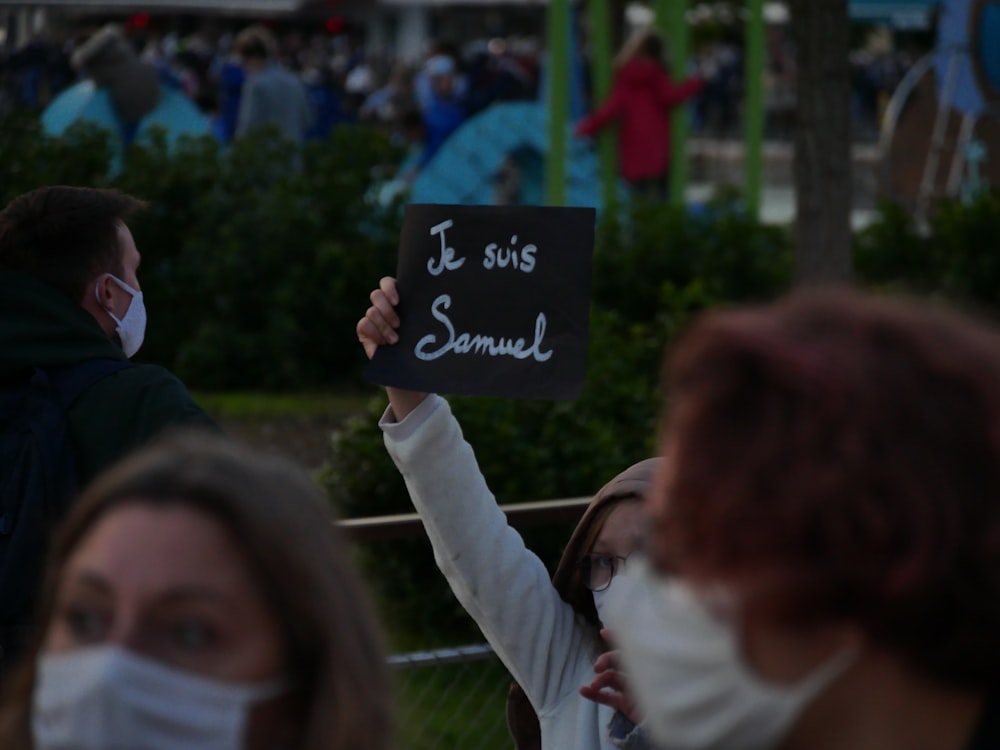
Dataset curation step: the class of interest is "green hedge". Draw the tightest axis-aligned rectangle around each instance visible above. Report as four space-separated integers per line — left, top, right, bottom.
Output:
0 111 402 390
5 112 998 642
856 191 1000 308
593 196 792 319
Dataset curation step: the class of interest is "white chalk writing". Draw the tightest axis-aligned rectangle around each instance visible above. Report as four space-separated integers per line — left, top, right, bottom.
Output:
414 294 553 362
483 235 537 273
427 219 466 276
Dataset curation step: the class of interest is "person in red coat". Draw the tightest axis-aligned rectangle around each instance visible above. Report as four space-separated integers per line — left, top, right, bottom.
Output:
576 31 702 198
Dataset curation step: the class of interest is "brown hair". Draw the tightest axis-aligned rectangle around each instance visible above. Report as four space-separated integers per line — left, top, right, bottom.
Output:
235 25 277 61
658 287 1000 690
506 458 661 749
0 186 147 303
0 432 392 750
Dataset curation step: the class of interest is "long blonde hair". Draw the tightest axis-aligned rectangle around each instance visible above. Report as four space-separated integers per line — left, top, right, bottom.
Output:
614 29 668 69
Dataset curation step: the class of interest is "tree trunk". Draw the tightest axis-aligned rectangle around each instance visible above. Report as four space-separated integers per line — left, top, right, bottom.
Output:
789 0 853 284
610 0 628 51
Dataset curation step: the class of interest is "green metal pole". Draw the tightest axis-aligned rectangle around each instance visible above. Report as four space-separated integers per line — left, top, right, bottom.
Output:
587 0 617 212
656 0 689 206
546 0 571 206
744 0 765 218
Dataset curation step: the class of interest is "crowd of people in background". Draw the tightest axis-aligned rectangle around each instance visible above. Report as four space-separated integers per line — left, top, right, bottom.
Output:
0 17 923 174
0 22 543 175
0 6 995 747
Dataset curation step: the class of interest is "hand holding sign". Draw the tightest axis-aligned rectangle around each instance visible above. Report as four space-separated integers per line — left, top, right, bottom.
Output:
364 204 596 400
358 277 428 420
358 276 401 357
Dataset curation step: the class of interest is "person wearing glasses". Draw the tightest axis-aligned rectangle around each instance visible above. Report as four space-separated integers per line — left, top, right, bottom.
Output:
358 277 656 750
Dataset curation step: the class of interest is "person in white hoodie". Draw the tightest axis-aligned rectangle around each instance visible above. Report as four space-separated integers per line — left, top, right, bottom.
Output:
358 276 654 750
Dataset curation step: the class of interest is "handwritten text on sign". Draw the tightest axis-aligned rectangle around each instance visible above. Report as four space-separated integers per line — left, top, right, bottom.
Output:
365 204 595 400
417 219 551 363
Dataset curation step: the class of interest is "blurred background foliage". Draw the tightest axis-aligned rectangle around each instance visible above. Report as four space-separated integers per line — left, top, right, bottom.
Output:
0 110 403 390
3 111 998 641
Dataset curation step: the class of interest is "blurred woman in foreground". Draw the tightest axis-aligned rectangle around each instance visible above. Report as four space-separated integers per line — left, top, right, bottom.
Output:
0 432 391 750
611 289 1000 750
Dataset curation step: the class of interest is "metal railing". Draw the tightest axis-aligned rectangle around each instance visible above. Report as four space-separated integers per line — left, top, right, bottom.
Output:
338 496 591 541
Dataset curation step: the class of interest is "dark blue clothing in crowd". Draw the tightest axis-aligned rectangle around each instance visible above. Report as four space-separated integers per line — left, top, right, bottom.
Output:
464 52 536 116
420 94 466 167
216 60 245 143
305 80 350 140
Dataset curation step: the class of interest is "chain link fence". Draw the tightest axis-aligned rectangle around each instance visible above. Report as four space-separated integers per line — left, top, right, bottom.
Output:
345 499 590 750
390 644 512 750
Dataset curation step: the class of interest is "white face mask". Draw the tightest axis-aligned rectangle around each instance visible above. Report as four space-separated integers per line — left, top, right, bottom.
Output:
33 645 287 750
605 559 855 750
95 273 146 358
592 575 621 627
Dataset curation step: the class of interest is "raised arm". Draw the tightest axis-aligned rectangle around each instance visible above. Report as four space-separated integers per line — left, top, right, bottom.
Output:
575 80 624 137
357 276 428 420
356 278 593 712
656 73 703 109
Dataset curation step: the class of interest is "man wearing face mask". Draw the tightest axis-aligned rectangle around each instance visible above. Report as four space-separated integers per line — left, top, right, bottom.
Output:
0 185 217 667
0 185 216 476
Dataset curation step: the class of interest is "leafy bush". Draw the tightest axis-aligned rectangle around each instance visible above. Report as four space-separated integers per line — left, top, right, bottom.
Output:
925 190 1000 307
0 113 114 198
593 197 793 321
856 190 1000 307
8 106 999 643
854 199 932 289
0 111 403 390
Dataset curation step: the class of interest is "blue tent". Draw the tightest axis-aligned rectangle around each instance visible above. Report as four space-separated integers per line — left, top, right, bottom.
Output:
42 80 211 159
404 101 625 211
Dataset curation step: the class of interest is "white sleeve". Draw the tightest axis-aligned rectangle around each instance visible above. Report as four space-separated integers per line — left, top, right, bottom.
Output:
381 395 592 713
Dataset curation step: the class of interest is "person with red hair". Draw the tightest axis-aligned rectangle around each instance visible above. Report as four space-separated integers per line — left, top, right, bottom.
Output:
609 288 1000 750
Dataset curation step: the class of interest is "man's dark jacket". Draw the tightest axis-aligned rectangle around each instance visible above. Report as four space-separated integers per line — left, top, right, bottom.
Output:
0 268 216 487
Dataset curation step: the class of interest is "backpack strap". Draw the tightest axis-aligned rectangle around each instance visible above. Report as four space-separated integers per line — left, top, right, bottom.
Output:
43 359 134 409
0 359 131 673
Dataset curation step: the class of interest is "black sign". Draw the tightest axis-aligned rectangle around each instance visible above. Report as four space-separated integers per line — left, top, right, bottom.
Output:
365 204 596 400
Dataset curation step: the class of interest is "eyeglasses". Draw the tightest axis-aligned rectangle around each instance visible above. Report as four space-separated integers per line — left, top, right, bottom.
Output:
577 553 633 592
